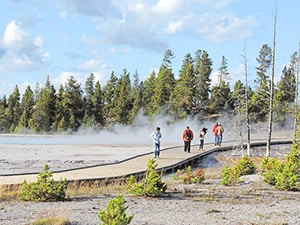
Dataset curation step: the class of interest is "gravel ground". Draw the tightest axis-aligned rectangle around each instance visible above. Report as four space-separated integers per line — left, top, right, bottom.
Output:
1 172 300 225
0 136 297 225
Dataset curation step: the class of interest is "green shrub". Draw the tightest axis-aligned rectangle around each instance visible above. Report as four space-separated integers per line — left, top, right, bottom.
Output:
261 155 300 191
220 164 240 185
235 155 257 176
20 164 67 202
260 157 283 185
126 158 167 197
98 194 133 225
260 140 300 191
275 161 300 191
173 166 205 184
277 145 300 191
262 109 300 191
221 156 256 186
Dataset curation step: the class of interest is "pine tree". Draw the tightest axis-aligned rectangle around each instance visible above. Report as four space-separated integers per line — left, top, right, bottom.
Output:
82 73 95 127
98 194 133 225
63 76 84 132
103 72 118 126
53 85 65 132
28 77 56 133
17 85 35 133
169 53 195 120
273 60 296 124
143 70 157 116
0 104 7 132
208 80 232 114
128 70 143 124
150 49 175 116
193 50 212 115
93 81 105 128
250 44 272 121
217 56 231 84
5 85 21 133
110 69 132 124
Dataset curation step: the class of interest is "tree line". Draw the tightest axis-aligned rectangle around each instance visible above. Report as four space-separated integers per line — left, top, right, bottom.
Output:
0 45 297 134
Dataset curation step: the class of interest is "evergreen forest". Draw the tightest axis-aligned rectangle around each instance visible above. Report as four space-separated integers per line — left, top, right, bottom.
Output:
0 45 297 134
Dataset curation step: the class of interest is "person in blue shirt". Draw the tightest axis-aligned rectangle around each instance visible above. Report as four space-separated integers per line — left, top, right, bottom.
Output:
151 127 162 158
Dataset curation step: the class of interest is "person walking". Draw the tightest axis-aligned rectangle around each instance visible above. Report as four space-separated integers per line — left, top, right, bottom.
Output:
182 126 194 153
151 127 162 158
198 127 208 151
212 122 218 146
215 122 224 146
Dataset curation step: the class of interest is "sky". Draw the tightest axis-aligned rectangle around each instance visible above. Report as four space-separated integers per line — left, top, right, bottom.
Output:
0 0 300 97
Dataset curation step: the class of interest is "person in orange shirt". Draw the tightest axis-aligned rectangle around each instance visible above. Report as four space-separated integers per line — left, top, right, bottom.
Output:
182 126 194 153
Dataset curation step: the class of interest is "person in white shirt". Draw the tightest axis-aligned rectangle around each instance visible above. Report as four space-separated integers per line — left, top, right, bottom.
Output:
151 127 162 158
198 127 208 151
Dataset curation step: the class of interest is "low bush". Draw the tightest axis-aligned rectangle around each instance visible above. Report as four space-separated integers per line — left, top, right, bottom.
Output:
173 166 205 184
221 155 256 185
220 164 240 185
261 136 300 191
260 157 283 185
20 164 67 202
126 158 167 197
235 155 257 176
98 194 133 225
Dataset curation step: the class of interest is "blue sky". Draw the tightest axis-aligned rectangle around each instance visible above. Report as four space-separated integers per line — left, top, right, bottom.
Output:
0 0 299 97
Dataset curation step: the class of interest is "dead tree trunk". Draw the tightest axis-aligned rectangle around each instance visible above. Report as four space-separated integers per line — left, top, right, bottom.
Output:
243 47 251 156
266 8 277 157
294 40 300 135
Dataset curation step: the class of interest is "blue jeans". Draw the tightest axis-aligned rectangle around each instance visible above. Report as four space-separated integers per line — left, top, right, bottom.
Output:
216 135 222 145
154 142 160 158
199 139 204 148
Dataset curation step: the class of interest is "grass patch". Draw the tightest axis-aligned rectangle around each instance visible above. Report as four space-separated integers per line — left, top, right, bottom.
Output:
31 216 69 225
0 179 128 202
192 194 219 202
31 206 70 225
0 184 21 201
66 179 128 198
206 208 221 214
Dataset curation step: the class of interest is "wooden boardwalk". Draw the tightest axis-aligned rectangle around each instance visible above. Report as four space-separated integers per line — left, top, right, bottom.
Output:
0 136 292 186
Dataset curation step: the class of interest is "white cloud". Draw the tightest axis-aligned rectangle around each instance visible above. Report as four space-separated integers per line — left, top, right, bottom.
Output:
56 0 258 53
51 72 85 89
151 0 183 15
58 0 121 18
1 20 29 51
166 21 183 34
33 36 43 48
195 13 258 42
78 58 103 71
0 20 49 72
51 68 111 92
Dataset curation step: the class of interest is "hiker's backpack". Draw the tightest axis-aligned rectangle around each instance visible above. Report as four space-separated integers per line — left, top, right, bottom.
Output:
186 130 191 140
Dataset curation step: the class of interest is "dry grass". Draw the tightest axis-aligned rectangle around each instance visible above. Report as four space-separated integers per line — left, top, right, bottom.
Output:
0 184 21 201
0 178 128 202
66 179 128 198
31 206 70 225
